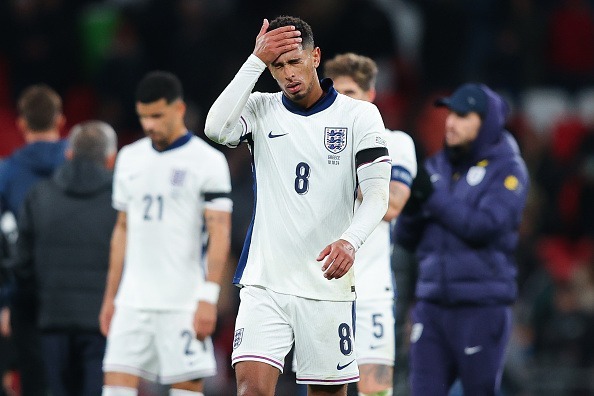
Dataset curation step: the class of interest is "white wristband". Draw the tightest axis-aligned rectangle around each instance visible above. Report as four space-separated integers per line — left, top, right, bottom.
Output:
198 282 220 304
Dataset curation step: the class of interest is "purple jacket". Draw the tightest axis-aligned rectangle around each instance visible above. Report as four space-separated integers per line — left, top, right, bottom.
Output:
396 85 529 305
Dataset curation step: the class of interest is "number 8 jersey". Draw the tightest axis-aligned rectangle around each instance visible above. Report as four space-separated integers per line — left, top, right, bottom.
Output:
231 79 387 302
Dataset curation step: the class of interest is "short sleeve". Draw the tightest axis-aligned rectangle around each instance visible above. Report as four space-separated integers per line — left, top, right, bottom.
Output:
112 150 129 211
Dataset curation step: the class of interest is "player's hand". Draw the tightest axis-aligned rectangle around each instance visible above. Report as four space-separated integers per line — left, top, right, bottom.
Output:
317 239 355 280
194 301 217 341
252 18 302 65
99 299 115 337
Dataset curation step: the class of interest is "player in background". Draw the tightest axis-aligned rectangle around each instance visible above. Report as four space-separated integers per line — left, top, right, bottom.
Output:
205 15 391 396
99 71 232 396
323 53 417 396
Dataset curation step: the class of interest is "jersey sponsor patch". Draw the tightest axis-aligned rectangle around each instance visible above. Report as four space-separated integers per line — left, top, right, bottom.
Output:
233 328 244 350
324 127 347 154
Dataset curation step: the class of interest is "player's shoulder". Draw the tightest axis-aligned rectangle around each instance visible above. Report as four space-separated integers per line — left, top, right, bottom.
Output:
384 129 415 146
249 91 282 107
187 135 227 161
335 93 379 113
117 137 152 159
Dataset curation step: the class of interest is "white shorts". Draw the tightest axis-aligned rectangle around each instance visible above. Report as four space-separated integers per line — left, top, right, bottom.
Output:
103 305 216 384
231 286 359 385
355 299 395 366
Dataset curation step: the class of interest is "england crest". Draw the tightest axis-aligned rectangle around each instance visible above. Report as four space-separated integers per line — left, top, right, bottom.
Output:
171 169 187 186
324 127 347 154
233 328 244 350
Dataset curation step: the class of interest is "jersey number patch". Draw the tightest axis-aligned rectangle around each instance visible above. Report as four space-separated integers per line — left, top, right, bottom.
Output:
143 194 163 221
294 162 310 194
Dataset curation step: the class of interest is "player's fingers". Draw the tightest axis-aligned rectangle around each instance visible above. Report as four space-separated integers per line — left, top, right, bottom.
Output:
317 245 332 262
256 18 269 38
325 255 346 279
266 24 297 38
321 249 338 272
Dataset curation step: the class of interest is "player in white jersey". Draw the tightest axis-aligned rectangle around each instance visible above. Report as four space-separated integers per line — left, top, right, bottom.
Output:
324 53 417 396
99 71 232 396
205 16 391 396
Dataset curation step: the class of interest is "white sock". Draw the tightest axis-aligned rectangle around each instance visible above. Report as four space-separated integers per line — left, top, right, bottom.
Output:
102 386 138 396
169 389 204 396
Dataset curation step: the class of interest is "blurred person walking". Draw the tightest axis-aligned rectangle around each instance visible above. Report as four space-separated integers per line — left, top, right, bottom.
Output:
14 121 118 396
100 71 232 396
0 84 67 396
395 83 529 396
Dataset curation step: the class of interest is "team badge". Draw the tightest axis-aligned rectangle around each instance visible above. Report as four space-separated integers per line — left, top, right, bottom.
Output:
324 127 347 154
504 175 519 191
233 328 244 350
171 169 186 186
466 166 486 186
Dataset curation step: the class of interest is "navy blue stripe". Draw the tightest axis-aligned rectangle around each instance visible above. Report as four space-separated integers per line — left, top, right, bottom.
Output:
233 145 256 284
281 78 337 116
152 131 192 152
391 165 413 187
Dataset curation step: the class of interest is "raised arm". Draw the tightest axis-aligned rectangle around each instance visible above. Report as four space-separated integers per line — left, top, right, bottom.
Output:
204 19 302 146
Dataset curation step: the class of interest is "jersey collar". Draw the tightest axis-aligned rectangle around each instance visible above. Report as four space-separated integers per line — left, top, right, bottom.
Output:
281 78 337 116
152 131 192 152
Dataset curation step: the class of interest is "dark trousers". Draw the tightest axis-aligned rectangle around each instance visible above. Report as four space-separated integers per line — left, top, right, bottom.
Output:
409 301 512 396
11 303 47 396
41 331 106 396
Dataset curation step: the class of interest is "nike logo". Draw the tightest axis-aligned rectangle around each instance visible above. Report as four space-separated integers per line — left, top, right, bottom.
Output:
268 131 288 138
336 359 355 370
464 346 483 355
369 344 385 350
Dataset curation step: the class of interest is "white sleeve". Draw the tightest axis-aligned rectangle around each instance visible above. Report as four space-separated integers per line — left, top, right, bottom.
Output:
111 149 128 211
204 54 266 147
203 151 233 213
340 159 391 250
386 131 417 186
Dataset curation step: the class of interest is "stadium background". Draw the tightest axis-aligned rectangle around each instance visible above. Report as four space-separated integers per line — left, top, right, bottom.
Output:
2 0 594 394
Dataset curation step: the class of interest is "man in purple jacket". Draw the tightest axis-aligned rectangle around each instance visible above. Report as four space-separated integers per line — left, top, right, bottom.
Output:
395 83 529 396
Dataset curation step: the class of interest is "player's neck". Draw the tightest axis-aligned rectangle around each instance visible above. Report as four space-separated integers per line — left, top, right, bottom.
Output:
294 81 324 110
24 129 61 144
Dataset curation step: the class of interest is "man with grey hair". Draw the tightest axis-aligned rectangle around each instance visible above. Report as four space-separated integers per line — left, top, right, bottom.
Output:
14 120 118 396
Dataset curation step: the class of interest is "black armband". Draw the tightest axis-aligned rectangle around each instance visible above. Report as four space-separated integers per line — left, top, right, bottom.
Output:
355 147 389 168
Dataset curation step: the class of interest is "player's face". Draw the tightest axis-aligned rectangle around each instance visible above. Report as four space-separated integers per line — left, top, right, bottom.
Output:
332 76 373 102
136 98 185 150
269 45 321 108
444 111 481 147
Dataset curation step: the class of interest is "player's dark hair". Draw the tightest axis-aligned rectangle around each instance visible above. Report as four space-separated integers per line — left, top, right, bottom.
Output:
17 84 62 132
269 15 315 49
324 53 378 92
135 71 183 104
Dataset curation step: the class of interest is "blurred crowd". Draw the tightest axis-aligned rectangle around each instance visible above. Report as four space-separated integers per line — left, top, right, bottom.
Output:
2 0 594 395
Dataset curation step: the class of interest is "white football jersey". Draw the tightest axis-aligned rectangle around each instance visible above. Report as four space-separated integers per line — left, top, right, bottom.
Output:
112 134 231 310
231 84 387 301
354 129 417 300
